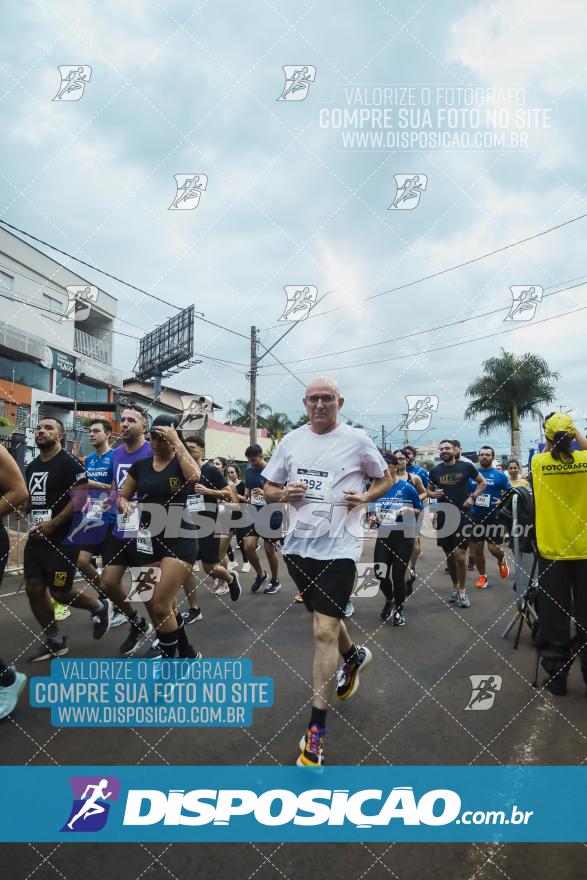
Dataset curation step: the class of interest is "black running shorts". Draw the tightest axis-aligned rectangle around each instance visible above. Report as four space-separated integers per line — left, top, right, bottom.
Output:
23 537 80 592
284 554 356 619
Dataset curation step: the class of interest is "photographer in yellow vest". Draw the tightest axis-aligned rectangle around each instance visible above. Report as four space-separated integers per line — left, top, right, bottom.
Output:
531 413 587 695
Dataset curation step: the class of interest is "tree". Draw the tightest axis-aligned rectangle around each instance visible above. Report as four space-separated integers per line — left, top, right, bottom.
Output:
464 348 558 458
225 398 271 428
260 411 293 441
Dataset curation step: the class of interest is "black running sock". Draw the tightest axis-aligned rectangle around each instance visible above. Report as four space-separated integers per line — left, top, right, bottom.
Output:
309 707 326 729
342 645 359 665
157 629 179 658
175 616 195 658
0 661 16 687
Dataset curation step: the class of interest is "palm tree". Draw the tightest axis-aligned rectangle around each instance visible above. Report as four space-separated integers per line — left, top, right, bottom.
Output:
225 398 271 428
261 411 293 441
292 413 309 429
464 348 558 458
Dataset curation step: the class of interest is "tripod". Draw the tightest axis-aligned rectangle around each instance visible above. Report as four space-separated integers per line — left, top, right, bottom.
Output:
501 555 538 649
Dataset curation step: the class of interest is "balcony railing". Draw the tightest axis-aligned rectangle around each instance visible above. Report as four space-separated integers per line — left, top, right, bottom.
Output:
74 327 112 364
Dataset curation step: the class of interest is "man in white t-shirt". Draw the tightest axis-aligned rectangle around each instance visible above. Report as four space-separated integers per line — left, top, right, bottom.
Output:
263 377 392 767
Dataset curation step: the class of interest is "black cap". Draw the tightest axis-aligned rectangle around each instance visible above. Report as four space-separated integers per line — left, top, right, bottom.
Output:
151 414 181 430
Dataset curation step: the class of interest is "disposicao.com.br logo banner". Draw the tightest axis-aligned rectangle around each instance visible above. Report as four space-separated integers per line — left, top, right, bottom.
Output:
0 766 584 842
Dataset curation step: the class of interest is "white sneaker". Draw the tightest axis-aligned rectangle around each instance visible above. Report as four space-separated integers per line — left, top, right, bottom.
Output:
228 560 239 572
0 670 27 720
215 582 230 596
242 562 251 574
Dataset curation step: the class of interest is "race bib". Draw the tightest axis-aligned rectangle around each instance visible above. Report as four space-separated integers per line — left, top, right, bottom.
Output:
378 509 398 522
86 500 104 522
117 507 140 533
31 509 51 525
295 468 333 502
475 494 491 508
136 528 153 555
251 489 266 507
187 494 205 512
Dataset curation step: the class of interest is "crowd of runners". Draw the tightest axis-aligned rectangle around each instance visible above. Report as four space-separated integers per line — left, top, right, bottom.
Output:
0 376 585 767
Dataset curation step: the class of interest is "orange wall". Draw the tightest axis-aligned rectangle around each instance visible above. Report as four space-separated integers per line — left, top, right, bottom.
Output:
0 380 32 421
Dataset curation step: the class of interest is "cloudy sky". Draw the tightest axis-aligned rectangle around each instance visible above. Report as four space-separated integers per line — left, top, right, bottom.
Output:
2 0 586 455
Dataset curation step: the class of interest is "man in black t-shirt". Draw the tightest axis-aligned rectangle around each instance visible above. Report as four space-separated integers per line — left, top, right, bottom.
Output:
24 418 113 662
428 439 486 609
183 435 241 601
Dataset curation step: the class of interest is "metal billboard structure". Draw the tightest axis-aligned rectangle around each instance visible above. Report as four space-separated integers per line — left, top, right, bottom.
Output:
134 305 198 398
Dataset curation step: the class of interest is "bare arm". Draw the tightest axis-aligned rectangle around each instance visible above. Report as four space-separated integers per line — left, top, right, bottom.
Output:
0 445 28 520
575 428 587 451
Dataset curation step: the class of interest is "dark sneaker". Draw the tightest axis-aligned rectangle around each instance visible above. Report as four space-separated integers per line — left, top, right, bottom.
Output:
336 646 373 701
264 579 281 595
0 670 27 719
119 616 154 656
468 558 476 572
380 600 393 622
251 571 267 593
543 674 567 696
297 724 325 768
92 599 113 640
28 636 68 663
229 573 242 602
392 609 406 627
182 607 203 624
142 640 161 659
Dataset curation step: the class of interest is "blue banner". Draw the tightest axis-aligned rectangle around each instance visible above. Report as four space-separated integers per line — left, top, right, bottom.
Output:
0 766 584 842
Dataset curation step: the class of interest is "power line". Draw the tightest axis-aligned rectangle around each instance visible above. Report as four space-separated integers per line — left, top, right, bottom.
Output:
258 276 587 367
0 218 249 341
260 298 587 375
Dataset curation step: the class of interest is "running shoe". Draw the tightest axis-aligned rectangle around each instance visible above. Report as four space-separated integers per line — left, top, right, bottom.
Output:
251 571 267 593
392 609 406 627
92 598 113 640
344 601 354 618
294 592 304 603
0 670 27 720
242 562 251 574
498 559 509 578
51 600 71 621
229 572 242 602
475 575 489 590
380 600 393 622
182 607 203 624
297 724 325 768
468 558 476 572
228 560 239 572
214 583 230 596
27 636 68 663
336 646 373 701
448 589 459 604
543 674 567 696
111 609 127 628
264 579 281 595
142 641 161 659
457 591 471 609
119 615 153 656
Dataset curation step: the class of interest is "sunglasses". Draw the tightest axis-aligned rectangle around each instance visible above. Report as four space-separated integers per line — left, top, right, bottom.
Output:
305 394 337 404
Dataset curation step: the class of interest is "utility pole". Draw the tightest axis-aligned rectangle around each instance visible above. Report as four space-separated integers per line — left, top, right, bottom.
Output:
249 325 257 446
381 424 385 453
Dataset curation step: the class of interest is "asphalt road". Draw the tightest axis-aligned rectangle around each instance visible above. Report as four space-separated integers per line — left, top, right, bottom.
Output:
1 536 585 878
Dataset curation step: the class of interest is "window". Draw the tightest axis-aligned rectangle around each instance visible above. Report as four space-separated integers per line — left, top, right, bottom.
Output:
54 370 108 404
15 404 30 428
42 292 63 314
0 270 14 290
0 355 51 392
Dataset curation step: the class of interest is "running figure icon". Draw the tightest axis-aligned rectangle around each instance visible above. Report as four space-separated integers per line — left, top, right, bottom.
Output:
67 779 112 829
388 174 428 210
465 674 503 710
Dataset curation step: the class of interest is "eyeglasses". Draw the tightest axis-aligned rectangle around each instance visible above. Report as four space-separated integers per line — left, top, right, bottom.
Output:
305 394 337 404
